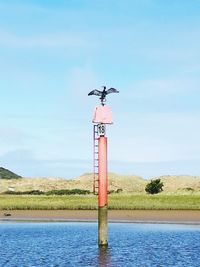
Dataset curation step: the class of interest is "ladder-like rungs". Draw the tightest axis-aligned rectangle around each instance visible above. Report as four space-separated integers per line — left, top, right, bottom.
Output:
93 124 99 194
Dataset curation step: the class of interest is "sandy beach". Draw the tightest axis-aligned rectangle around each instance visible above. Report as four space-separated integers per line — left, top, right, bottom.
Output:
1 210 200 224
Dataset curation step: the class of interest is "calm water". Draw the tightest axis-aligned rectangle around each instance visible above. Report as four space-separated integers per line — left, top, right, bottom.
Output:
0 222 200 267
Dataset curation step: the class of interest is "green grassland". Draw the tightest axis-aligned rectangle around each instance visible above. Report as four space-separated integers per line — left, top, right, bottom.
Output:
0 170 200 210
0 193 200 210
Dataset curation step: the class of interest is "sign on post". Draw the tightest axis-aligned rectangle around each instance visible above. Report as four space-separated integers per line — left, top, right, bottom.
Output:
97 124 106 136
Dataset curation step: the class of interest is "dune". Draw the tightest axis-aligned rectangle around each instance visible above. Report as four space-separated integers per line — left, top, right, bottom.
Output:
0 173 200 193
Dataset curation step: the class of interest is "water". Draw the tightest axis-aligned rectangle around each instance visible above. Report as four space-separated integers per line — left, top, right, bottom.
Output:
0 222 200 267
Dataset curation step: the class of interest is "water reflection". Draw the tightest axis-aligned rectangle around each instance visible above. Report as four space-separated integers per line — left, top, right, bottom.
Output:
98 246 112 267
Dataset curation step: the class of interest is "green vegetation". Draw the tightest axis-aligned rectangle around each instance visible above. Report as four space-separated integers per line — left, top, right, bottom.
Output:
145 179 164 194
5 190 44 195
108 194 200 210
0 194 199 210
0 173 200 194
45 189 90 195
4 189 90 195
0 167 21 179
0 170 199 211
0 195 97 210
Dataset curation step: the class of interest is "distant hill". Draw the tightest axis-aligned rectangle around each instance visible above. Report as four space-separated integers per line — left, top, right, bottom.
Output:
0 167 21 179
75 172 146 192
0 172 145 193
158 175 200 193
0 172 200 193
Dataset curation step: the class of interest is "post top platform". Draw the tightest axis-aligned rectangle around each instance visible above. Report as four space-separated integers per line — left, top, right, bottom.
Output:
92 105 113 124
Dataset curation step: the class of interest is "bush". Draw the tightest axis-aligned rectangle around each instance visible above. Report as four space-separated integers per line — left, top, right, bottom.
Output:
185 187 194 192
108 189 123 194
145 179 163 194
116 188 123 193
4 190 44 195
3 189 91 196
45 189 90 195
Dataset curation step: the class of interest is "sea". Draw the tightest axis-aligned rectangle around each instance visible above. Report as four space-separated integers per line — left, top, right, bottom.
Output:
0 222 200 267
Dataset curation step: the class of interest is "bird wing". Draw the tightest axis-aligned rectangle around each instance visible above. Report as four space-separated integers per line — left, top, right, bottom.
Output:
106 88 119 95
88 90 102 96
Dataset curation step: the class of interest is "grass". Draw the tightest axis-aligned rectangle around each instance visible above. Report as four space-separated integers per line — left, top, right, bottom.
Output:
0 195 97 210
108 194 200 210
0 193 200 210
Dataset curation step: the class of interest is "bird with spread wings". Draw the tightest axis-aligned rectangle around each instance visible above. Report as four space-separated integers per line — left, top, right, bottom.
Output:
88 86 119 105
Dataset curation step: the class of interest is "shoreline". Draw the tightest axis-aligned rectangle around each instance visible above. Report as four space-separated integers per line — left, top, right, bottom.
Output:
1 210 200 224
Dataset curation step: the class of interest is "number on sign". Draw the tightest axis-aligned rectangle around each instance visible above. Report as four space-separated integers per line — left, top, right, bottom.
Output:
97 124 106 136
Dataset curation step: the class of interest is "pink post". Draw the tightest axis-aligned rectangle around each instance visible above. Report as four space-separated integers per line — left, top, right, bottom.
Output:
98 136 108 247
98 136 108 208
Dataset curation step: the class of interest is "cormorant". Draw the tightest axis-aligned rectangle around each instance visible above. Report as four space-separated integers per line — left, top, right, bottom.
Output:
88 86 119 105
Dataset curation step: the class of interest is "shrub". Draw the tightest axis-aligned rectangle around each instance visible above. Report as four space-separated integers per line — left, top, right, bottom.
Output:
145 179 163 194
45 189 90 195
185 187 194 192
116 188 123 193
4 190 44 195
3 189 91 196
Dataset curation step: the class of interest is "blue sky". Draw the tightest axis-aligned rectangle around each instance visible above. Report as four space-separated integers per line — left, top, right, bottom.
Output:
0 0 200 178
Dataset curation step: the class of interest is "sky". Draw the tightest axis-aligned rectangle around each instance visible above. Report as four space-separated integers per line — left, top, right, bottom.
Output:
0 0 200 179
